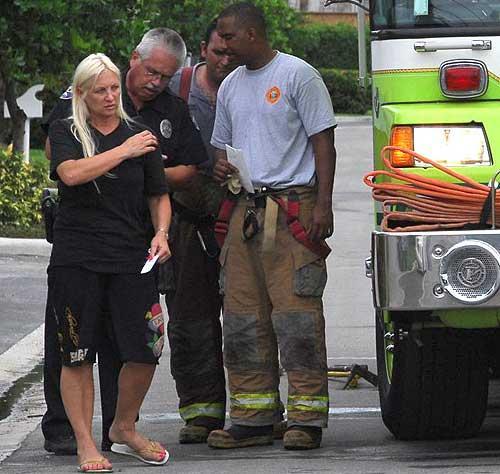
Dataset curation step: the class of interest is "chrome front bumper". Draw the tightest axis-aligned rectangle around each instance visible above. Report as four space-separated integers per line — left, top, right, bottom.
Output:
369 230 500 310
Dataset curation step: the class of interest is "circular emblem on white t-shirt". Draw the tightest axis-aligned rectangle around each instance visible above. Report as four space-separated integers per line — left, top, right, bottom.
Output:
266 86 281 104
160 119 172 139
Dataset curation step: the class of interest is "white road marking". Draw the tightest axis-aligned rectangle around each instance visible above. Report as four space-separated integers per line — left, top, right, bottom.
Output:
0 324 44 398
0 325 45 463
0 380 45 463
328 357 376 360
330 407 380 414
135 407 381 423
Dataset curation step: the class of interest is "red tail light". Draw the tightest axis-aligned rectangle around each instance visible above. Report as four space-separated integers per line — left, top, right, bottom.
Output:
445 67 481 91
440 60 488 98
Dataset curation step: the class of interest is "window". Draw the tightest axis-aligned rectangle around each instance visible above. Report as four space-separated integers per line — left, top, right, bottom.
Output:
372 0 500 30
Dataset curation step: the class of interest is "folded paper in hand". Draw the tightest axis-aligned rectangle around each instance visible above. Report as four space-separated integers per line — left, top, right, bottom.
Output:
225 144 254 194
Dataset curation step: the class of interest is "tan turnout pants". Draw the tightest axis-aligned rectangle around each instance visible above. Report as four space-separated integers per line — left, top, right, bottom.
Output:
220 187 329 428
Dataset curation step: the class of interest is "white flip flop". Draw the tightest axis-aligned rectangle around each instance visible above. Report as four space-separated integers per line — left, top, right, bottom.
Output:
110 442 169 465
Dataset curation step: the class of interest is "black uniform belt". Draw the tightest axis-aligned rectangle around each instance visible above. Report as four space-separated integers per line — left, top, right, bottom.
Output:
172 198 219 258
247 186 287 208
172 199 215 226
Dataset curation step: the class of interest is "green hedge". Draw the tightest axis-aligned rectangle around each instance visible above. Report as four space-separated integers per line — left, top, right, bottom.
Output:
288 23 360 70
0 149 48 228
319 68 371 115
286 23 372 114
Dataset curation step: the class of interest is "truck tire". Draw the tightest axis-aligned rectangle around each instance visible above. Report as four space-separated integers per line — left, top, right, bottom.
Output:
376 312 489 440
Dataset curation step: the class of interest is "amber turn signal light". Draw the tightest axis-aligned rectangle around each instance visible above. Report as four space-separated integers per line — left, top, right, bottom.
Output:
390 126 414 167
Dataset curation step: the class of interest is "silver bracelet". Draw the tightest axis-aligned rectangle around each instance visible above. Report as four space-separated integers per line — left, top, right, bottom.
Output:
156 227 169 238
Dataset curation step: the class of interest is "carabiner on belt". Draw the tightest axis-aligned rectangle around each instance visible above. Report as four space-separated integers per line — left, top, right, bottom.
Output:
242 208 260 241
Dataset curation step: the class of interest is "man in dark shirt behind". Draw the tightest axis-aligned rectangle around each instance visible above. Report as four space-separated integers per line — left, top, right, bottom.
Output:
165 20 237 444
41 27 207 455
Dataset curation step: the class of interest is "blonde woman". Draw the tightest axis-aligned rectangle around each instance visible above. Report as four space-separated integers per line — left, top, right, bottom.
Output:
48 53 170 472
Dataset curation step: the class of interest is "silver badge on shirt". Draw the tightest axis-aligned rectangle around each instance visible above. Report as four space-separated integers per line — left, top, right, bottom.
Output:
160 119 172 139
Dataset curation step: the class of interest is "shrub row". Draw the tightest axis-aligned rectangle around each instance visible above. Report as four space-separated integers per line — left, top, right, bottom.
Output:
28 22 367 149
288 22 361 70
0 149 47 228
319 68 371 115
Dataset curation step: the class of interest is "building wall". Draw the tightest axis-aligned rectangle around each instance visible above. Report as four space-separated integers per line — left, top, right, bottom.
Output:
288 0 367 26
288 0 358 13
302 12 358 26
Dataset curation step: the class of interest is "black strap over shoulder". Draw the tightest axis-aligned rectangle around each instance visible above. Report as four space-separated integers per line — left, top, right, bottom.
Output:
479 186 495 228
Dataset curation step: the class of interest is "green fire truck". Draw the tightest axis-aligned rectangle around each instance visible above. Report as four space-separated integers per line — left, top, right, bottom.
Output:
330 0 500 439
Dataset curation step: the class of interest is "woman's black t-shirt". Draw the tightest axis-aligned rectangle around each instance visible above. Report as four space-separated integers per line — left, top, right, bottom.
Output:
48 118 169 273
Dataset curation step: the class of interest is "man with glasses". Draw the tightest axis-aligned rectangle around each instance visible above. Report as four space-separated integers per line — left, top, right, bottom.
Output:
41 27 207 455
125 28 207 187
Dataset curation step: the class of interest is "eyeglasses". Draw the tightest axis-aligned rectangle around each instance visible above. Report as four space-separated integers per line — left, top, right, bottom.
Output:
141 60 171 83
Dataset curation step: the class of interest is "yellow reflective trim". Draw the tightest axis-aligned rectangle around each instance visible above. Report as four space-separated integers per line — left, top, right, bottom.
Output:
233 392 279 400
287 404 329 413
231 392 280 411
288 395 329 402
232 402 279 411
287 395 329 413
179 402 225 421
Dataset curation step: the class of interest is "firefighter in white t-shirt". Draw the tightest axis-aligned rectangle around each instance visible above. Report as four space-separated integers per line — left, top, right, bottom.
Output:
208 2 337 451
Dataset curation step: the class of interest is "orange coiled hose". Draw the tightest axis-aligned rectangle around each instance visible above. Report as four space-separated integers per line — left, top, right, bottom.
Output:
363 146 499 232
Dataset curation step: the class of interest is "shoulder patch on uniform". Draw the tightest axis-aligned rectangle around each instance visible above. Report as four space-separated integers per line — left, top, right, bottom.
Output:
160 119 173 139
60 86 73 100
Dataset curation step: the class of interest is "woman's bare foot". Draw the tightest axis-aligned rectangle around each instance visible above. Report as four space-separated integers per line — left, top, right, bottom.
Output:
109 425 166 463
77 439 112 472
79 457 112 472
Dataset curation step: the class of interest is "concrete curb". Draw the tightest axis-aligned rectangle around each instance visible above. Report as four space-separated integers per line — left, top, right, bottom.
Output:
337 115 372 123
0 237 51 257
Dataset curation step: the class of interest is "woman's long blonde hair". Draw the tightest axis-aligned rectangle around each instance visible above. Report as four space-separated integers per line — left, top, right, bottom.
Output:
71 53 130 158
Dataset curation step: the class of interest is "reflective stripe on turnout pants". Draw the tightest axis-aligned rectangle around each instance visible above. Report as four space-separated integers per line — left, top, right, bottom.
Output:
219 186 329 427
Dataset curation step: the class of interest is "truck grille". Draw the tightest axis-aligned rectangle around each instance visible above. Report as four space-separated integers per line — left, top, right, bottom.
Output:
440 241 500 304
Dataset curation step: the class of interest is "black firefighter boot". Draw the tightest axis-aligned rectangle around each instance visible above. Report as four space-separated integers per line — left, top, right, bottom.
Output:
207 424 274 449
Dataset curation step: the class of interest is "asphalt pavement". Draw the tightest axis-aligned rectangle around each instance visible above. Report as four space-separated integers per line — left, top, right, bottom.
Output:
4 116 500 473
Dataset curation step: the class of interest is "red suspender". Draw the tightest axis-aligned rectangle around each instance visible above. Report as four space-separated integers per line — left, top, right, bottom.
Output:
179 66 194 102
214 195 238 248
215 191 331 259
272 191 331 259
